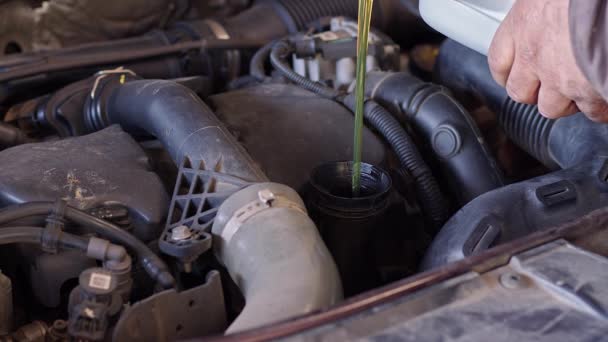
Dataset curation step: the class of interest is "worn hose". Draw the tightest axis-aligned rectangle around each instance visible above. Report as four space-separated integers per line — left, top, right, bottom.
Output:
342 96 449 228
270 41 340 99
0 203 174 288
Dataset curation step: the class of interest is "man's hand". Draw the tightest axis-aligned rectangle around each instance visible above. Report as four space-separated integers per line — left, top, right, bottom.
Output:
488 0 608 122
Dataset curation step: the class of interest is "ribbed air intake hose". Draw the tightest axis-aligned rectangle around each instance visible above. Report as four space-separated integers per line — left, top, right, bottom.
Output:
435 39 608 170
498 99 557 169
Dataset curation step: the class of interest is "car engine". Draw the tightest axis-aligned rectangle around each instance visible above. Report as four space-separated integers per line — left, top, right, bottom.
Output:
0 0 606 341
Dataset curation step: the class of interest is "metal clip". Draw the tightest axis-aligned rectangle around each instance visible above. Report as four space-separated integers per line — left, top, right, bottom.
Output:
90 67 136 100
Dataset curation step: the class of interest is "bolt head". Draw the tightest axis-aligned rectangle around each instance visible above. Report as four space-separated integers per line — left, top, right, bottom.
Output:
171 225 193 241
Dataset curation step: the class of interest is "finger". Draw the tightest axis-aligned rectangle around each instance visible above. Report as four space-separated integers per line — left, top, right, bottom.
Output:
576 99 608 123
537 86 578 119
488 17 516 87
505 58 540 104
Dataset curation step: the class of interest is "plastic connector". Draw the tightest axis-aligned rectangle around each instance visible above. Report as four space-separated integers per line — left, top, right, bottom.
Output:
42 200 68 254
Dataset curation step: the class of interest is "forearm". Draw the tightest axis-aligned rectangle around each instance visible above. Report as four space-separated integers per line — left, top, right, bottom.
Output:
570 0 608 99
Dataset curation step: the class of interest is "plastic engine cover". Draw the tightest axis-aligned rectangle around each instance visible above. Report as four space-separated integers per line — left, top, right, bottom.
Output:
0 125 169 241
209 84 386 191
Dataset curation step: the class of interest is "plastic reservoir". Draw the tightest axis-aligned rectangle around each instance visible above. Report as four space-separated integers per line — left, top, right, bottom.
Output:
419 0 515 55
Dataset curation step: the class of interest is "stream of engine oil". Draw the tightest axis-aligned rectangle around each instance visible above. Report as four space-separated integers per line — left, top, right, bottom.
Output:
352 0 374 195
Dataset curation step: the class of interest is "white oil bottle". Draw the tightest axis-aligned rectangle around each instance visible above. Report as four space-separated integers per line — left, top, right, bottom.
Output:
419 0 515 55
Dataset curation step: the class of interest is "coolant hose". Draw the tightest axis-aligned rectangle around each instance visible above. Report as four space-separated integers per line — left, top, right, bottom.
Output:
0 203 174 288
342 96 449 228
85 78 267 182
213 183 342 333
435 39 608 170
365 71 504 204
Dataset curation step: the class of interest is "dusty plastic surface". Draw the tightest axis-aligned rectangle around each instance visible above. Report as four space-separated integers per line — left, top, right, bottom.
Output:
212 183 342 333
419 0 514 55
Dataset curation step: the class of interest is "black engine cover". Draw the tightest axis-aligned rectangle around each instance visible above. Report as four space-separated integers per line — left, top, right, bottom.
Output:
0 125 169 241
209 84 386 190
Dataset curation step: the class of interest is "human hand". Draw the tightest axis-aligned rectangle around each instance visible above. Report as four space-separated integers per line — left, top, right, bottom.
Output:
488 0 608 122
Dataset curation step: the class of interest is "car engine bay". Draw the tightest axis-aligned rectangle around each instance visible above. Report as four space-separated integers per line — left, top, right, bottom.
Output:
0 0 607 341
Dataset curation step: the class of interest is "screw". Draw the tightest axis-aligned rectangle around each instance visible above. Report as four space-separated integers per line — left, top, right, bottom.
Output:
500 272 525 289
171 225 193 241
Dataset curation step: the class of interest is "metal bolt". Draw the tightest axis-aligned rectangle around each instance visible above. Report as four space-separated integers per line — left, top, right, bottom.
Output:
53 320 68 333
258 189 276 205
500 272 525 289
171 225 193 241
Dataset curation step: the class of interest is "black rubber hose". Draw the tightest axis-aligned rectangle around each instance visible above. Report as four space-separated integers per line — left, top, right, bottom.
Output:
435 39 608 170
366 72 505 204
0 227 89 251
499 100 557 168
0 203 174 288
85 78 267 182
0 38 265 85
270 41 340 99
434 39 558 169
0 227 43 245
342 96 449 228
250 40 277 81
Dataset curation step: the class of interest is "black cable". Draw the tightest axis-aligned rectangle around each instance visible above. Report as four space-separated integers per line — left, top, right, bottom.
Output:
250 40 277 81
0 202 175 288
0 38 266 84
269 40 340 99
342 96 450 228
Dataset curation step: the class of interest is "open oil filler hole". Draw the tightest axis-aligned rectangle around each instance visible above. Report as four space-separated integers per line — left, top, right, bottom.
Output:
308 162 392 296
310 161 392 203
